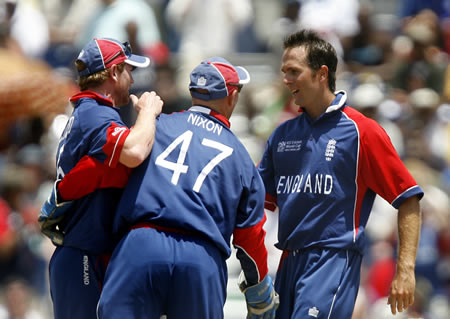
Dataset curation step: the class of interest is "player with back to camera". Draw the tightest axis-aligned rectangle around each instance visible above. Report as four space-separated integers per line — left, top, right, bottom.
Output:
257 29 424 318
38 38 163 319
97 57 279 319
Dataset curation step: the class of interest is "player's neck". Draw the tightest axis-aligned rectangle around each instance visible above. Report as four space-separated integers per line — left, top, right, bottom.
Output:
304 90 336 120
88 85 114 106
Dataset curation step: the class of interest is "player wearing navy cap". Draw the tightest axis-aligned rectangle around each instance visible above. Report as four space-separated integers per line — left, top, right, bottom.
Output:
258 30 424 318
38 38 163 319
97 57 278 319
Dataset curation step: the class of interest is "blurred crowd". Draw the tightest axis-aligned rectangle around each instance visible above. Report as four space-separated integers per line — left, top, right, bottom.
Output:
0 0 449 318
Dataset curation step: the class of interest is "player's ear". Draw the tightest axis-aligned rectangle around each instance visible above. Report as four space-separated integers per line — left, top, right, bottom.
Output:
230 89 239 105
225 89 239 117
319 65 328 82
110 64 119 81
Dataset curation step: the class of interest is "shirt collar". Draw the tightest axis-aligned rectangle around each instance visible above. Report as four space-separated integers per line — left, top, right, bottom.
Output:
188 106 230 128
70 91 114 107
325 90 347 113
300 90 348 124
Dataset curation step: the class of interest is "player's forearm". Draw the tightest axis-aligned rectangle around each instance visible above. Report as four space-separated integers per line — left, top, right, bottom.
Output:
396 196 421 273
120 109 158 168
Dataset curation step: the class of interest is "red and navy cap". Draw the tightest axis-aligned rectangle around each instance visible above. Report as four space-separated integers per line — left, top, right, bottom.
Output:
76 38 150 77
189 57 250 101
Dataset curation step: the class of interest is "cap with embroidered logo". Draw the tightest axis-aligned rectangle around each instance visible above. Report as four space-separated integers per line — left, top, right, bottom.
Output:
76 38 150 77
189 57 250 101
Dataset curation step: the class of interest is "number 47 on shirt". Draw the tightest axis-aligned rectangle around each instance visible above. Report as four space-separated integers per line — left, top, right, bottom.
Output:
155 130 233 192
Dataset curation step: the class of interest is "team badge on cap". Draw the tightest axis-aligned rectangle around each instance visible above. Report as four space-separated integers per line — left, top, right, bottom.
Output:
189 57 250 100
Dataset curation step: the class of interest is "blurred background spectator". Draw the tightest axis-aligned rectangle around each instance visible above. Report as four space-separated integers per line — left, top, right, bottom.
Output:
267 0 301 56
0 277 44 319
297 0 361 62
40 0 102 69
5 0 49 59
0 0 449 318
164 0 255 97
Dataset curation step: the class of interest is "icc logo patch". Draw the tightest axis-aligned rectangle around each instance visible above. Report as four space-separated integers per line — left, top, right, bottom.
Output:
277 140 302 152
277 141 286 152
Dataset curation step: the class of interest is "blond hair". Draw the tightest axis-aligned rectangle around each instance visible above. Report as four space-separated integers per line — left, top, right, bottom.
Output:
75 60 126 91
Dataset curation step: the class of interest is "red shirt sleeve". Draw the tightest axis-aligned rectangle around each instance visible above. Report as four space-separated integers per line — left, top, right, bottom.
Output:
233 213 269 284
351 111 419 205
58 155 132 200
102 122 131 168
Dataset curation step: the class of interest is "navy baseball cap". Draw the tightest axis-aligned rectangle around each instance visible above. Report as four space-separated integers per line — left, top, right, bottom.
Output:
76 38 150 77
189 57 250 100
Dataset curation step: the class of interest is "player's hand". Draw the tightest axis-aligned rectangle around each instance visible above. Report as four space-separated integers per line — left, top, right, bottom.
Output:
38 180 72 246
39 215 65 246
387 268 416 315
130 91 163 118
240 274 279 319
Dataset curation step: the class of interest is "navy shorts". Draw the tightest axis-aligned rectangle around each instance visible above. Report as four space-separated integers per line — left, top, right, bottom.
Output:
275 247 362 319
98 227 228 319
49 246 109 319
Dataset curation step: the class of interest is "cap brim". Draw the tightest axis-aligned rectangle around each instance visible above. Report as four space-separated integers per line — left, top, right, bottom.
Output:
235 66 250 84
125 54 151 68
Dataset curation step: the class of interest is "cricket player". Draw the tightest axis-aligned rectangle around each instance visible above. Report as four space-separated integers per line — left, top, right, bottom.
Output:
98 57 278 318
258 30 424 318
38 38 163 319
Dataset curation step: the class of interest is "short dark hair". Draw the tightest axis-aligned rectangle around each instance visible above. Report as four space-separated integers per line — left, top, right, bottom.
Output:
283 30 337 92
